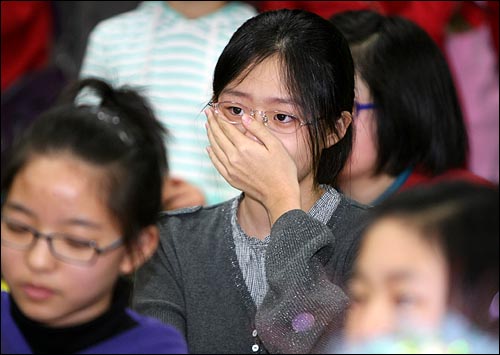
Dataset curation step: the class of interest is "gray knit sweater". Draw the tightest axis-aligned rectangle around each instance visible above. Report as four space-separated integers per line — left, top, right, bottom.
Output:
132 195 367 354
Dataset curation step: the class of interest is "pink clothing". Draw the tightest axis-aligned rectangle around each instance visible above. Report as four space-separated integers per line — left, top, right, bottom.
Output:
445 23 499 183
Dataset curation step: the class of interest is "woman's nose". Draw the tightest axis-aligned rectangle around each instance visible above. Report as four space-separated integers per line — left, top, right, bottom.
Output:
26 237 57 271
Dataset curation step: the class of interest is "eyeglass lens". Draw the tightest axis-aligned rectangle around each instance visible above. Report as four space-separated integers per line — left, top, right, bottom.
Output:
214 102 306 134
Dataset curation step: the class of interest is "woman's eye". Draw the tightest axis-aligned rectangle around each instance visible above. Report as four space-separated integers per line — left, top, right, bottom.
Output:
353 295 367 304
62 237 92 249
6 221 30 234
348 290 367 306
395 294 416 307
229 106 243 116
274 113 296 123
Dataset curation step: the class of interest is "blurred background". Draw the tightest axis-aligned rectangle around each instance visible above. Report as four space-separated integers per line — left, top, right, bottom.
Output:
2 1 498 183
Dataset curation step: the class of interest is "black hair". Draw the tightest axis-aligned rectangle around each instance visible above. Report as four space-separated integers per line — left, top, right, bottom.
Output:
364 181 499 334
1 78 168 253
212 9 355 186
331 10 468 176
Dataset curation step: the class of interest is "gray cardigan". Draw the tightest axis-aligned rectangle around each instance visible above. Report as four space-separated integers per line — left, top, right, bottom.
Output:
132 196 367 354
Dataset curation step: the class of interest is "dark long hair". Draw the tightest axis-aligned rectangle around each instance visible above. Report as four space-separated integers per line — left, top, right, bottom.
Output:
331 10 468 175
212 9 355 186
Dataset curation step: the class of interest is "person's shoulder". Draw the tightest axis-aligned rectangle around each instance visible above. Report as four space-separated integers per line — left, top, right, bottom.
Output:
328 193 369 234
1 290 9 307
126 308 184 337
89 308 188 354
155 200 235 251
438 168 495 187
157 199 235 235
126 309 188 353
404 167 496 190
160 205 205 217
159 199 232 219
338 193 370 213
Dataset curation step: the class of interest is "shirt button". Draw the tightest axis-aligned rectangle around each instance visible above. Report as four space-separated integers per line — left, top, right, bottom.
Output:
252 329 258 337
252 344 259 352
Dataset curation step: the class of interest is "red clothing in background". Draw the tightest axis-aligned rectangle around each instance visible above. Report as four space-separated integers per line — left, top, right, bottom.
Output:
255 1 499 53
1 1 53 91
401 168 495 191
255 1 457 48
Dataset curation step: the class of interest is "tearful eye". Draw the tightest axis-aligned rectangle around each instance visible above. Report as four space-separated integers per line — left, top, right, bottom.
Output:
228 106 244 116
274 113 297 124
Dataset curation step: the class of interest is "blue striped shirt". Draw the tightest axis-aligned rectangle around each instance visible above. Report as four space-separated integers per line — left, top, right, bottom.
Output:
80 1 257 205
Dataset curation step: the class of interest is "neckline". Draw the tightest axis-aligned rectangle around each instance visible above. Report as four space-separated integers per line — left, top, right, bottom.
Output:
370 167 412 206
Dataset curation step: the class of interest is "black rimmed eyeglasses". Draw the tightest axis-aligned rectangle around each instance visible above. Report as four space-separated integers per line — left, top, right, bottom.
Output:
1 216 123 266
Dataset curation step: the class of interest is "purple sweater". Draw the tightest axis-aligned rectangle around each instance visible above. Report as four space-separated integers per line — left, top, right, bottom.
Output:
1 291 188 354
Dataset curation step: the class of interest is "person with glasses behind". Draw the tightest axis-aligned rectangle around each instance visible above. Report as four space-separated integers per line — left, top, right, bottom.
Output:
1 78 187 354
330 10 492 207
133 9 367 354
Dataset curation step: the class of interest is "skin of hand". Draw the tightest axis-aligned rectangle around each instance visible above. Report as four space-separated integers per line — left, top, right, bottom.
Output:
205 107 301 224
162 176 206 210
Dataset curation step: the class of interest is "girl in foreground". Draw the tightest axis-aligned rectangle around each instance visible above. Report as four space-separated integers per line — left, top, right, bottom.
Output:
1 78 187 354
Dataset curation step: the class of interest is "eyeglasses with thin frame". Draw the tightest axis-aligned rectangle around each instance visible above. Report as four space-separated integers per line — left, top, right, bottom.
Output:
353 100 376 118
208 101 312 134
1 216 123 266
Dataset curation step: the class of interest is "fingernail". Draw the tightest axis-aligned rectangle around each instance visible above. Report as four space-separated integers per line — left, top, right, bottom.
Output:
242 115 252 124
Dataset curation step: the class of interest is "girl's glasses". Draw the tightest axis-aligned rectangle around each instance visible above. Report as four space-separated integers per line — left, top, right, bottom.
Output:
209 101 312 134
1 216 123 266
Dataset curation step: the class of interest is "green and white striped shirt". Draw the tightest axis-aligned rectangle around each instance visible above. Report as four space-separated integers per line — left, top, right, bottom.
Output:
80 1 257 205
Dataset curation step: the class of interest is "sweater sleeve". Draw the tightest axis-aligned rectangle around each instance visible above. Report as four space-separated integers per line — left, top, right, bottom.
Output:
255 209 355 354
132 220 187 338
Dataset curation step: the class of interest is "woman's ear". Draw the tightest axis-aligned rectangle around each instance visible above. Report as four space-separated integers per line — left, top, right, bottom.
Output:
119 225 159 274
326 111 352 148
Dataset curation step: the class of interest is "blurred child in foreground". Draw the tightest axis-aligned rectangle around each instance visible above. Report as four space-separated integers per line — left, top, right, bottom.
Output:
335 181 499 354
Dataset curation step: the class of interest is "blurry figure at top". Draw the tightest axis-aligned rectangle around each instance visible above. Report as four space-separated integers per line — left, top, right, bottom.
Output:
340 181 499 354
80 1 257 210
1 1 52 92
255 1 498 52
1 1 67 168
445 1 499 184
330 10 491 206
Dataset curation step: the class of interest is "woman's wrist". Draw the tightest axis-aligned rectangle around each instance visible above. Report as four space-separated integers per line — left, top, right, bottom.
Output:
266 191 302 225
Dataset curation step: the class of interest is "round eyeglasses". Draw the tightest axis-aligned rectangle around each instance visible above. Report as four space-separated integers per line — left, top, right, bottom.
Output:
208 101 311 134
1 216 123 266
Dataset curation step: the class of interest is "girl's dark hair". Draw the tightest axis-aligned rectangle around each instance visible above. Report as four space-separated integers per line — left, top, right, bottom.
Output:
365 181 499 334
331 10 468 175
212 9 355 186
1 78 168 253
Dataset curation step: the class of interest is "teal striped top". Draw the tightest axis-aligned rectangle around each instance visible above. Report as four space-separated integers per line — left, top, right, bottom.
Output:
80 1 257 205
